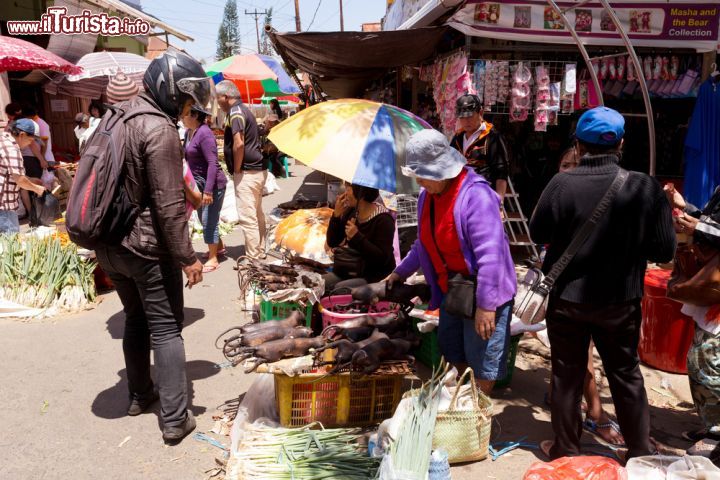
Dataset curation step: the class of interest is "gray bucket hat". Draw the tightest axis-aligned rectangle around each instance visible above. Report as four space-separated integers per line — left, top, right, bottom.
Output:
401 129 467 181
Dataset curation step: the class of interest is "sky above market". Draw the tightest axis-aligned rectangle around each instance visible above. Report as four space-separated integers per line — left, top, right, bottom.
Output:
142 0 388 65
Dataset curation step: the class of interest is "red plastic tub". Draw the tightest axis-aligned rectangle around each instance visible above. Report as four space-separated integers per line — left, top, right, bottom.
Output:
319 295 398 329
638 269 694 374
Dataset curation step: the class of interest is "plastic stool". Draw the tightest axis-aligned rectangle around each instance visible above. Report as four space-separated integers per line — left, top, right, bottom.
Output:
281 156 290 178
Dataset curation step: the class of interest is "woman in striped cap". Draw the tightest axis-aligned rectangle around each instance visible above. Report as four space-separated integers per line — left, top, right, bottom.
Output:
106 72 140 104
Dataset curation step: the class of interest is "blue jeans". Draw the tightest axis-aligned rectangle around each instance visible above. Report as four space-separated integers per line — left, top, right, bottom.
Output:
0 210 20 234
198 188 225 245
438 299 513 380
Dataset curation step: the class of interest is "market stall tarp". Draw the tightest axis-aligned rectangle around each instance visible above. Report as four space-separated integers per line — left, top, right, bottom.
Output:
269 27 449 98
448 1 720 52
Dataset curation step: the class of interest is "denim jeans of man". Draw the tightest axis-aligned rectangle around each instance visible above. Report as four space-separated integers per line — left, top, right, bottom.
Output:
95 245 188 427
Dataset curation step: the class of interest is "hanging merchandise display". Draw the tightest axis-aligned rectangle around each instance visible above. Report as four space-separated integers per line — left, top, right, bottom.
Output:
560 63 576 113
594 53 702 101
473 60 486 105
575 68 601 109
423 52 471 135
470 59 576 125
683 70 720 208
534 64 550 132
509 62 532 123
483 61 500 107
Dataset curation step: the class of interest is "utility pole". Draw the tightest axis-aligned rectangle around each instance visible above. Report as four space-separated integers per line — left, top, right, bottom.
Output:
339 0 344 31
294 0 301 32
245 9 268 53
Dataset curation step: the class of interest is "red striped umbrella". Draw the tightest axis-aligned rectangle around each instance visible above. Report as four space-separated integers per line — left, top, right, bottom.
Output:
0 35 82 75
45 51 148 99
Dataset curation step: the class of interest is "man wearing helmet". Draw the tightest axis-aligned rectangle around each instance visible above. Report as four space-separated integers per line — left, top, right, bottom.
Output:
450 94 510 199
93 51 214 444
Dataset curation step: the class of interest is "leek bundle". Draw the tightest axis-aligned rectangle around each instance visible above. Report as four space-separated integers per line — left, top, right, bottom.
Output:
383 362 451 480
233 425 379 479
0 234 96 311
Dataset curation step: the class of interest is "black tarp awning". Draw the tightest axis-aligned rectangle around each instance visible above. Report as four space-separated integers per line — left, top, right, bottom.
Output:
269 27 449 99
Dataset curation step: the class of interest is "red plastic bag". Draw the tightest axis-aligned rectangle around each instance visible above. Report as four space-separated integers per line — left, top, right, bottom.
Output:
524 456 627 480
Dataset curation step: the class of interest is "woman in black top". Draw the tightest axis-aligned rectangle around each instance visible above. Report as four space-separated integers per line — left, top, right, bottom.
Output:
324 184 396 293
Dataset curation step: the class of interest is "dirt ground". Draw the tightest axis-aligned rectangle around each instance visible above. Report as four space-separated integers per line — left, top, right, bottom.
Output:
0 164 702 480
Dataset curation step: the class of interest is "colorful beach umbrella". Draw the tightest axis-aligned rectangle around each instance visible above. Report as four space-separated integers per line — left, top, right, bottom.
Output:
0 35 82 75
268 99 431 193
205 54 300 103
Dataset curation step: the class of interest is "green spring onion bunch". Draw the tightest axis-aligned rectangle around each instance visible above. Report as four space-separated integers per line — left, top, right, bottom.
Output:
0 234 96 311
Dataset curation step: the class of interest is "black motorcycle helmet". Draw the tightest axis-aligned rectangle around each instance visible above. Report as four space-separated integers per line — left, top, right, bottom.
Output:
143 51 214 119
456 93 482 118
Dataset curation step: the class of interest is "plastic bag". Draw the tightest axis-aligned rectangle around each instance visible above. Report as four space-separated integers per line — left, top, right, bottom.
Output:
626 455 720 480
30 191 60 227
220 186 239 224
239 374 279 423
263 171 280 196
524 456 627 480
378 454 424 480
41 169 56 190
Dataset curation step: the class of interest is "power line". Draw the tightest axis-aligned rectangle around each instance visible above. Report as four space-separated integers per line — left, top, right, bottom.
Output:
306 0 323 30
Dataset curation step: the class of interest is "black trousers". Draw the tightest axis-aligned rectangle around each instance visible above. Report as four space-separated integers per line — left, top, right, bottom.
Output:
546 297 652 460
96 246 188 427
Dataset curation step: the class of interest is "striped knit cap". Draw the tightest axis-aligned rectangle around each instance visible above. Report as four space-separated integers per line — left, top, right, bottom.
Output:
106 72 139 103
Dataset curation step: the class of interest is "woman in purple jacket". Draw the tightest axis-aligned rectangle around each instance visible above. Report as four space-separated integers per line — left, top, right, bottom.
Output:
387 129 517 394
183 106 228 272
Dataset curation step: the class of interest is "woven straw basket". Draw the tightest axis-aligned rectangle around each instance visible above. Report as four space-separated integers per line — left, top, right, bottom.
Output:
432 368 493 463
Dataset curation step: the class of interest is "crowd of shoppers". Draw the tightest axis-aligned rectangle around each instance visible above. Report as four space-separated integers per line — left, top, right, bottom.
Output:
4 41 716 469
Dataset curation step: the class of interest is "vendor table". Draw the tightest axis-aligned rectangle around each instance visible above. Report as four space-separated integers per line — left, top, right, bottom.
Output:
638 268 694 374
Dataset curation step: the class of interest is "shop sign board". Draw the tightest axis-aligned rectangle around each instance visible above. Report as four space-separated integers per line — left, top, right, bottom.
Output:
384 0 435 30
449 1 720 52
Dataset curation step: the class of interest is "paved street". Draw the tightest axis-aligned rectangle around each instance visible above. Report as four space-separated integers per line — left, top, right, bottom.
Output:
0 163 700 479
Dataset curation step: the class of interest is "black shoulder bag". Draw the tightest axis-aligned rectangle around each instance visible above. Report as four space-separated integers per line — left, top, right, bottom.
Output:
429 198 477 318
514 169 629 324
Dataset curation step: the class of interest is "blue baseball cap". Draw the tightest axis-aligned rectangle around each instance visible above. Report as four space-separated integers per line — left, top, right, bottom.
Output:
575 107 625 146
12 118 40 137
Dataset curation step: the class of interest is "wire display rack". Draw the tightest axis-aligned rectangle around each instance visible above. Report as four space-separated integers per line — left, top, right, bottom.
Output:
395 194 419 228
470 59 576 116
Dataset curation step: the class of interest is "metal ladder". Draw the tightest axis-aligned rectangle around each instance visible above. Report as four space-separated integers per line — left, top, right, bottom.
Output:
502 178 540 260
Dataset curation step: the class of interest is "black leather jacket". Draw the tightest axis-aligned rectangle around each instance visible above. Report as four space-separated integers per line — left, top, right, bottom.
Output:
120 94 196 266
450 126 509 185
